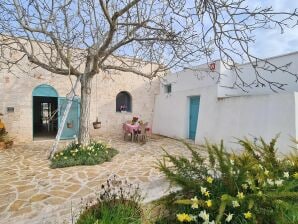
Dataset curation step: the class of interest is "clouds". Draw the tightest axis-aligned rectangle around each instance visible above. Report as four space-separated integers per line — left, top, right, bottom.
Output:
250 0 298 58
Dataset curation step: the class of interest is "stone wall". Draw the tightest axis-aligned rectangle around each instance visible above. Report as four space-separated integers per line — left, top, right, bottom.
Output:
0 65 159 142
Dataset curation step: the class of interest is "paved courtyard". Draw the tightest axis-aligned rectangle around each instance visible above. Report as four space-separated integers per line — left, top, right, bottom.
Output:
0 135 192 224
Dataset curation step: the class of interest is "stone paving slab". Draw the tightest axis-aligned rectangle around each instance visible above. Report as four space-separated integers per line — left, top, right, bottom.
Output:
0 135 193 224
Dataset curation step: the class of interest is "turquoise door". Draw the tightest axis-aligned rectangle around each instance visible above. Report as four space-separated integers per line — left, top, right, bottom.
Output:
189 96 200 140
58 97 80 139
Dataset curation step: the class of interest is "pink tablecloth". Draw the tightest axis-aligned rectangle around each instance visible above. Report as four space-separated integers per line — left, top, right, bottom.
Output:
123 123 139 133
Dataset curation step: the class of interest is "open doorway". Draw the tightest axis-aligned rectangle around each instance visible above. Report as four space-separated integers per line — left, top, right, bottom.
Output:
33 96 58 140
32 84 59 140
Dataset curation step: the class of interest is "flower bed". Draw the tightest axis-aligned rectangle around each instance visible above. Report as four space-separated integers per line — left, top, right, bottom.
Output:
76 176 142 224
50 141 118 168
156 137 298 223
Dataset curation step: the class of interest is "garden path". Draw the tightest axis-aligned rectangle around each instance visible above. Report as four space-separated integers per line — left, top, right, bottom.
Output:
0 135 193 224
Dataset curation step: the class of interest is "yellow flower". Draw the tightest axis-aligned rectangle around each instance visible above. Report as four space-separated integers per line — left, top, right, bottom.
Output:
264 169 269 176
293 172 298 179
204 191 210 197
244 211 252 219
177 213 192 222
206 199 212 207
207 176 214 184
237 192 245 200
191 196 199 209
64 156 67 160
60 152 63 156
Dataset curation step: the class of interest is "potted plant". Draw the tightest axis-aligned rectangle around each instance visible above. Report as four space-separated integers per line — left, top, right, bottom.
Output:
131 116 138 125
93 117 101 129
0 127 13 150
67 121 73 128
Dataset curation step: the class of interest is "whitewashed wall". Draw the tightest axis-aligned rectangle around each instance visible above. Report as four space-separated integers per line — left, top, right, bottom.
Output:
197 92 296 154
153 53 298 154
218 52 298 97
153 64 220 140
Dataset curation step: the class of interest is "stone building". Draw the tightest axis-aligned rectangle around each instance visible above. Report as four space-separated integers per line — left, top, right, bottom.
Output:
0 58 159 142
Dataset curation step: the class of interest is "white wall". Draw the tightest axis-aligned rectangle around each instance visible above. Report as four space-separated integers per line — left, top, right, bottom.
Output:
154 86 296 153
218 52 298 97
153 63 220 139
153 54 298 154
197 92 296 154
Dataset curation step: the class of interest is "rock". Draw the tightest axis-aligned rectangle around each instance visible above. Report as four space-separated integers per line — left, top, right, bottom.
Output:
48 190 72 198
9 200 26 211
30 194 50 202
17 185 35 193
44 197 65 206
65 184 81 193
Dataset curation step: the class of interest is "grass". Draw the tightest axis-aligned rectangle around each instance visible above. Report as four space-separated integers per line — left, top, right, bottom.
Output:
50 141 118 168
76 200 142 224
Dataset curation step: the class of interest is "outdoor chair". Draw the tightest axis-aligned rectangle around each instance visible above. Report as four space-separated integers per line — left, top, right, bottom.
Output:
137 122 149 143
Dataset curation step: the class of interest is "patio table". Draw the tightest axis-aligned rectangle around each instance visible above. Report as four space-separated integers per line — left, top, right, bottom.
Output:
123 123 139 142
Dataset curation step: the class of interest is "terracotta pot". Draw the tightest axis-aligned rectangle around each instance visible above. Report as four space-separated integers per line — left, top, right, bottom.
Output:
5 140 13 148
0 142 5 150
93 121 101 129
67 122 73 128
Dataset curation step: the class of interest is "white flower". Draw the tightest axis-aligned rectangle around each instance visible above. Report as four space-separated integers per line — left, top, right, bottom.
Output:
267 179 274 186
230 159 235 165
241 183 248 189
191 196 199 209
200 186 207 195
247 179 253 186
275 179 283 186
226 213 234 222
199 210 209 221
258 164 263 169
283 172 290 178
232 200 240 208
264 169 269 176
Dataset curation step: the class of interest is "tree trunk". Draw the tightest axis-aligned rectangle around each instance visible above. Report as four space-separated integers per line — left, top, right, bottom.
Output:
78 63 93 145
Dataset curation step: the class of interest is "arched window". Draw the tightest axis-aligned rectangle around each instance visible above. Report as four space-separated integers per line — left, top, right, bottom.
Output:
116 91 132 112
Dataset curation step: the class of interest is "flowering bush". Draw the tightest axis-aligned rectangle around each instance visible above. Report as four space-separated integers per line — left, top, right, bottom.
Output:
157 137 298 224
76 175 142 224
50 141 118 168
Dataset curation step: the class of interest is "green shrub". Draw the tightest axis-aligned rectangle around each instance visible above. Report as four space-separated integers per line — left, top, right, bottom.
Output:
50 141 118 168
76 175 142 224
157 137 298 224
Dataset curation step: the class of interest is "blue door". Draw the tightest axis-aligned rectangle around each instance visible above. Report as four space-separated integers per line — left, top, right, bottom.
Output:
189 96 200 140
58 97 80 139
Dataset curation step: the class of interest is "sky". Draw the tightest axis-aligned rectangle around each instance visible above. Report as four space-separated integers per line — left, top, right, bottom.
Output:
250 0 298 59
